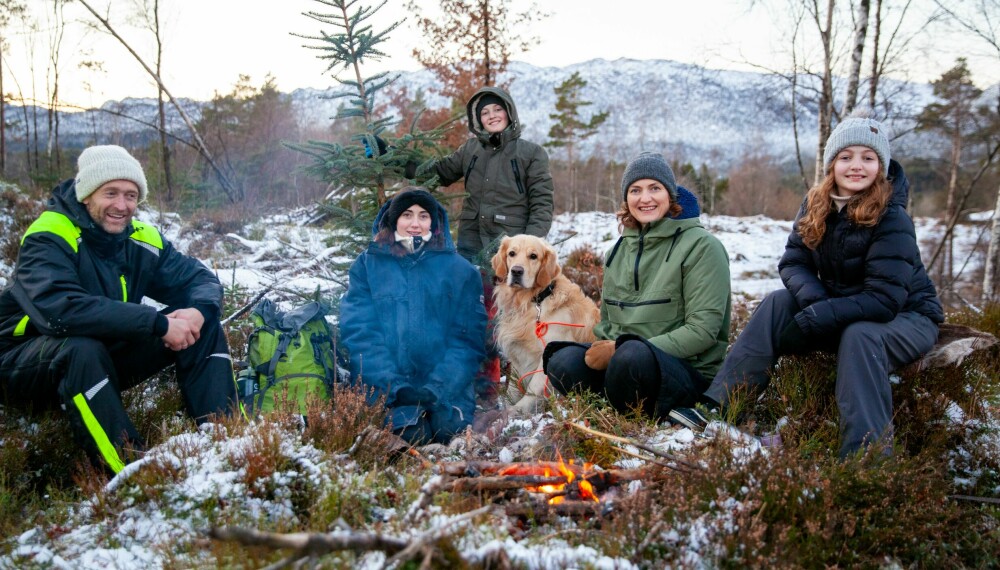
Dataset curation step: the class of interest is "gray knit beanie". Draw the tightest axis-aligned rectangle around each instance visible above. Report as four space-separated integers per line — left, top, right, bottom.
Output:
621 152 678 202
823 116 891 175
75 145 149 203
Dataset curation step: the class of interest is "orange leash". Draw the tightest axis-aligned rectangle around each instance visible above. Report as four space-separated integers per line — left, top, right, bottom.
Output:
514 319 587 396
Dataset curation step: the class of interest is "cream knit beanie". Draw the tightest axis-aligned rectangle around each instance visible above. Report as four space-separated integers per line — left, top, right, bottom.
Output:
75 145 148 202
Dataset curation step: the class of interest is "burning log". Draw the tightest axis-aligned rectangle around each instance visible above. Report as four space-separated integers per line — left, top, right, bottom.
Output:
450 475 567 493
504 500 608 520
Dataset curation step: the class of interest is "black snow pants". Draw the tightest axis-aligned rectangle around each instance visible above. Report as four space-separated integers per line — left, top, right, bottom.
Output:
0 318 237 474
544 337 705 421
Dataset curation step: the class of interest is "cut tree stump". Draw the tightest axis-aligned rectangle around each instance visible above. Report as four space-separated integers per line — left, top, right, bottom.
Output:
900 323 998 376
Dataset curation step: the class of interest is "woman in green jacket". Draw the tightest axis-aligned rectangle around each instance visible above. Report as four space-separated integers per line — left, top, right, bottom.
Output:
543 152 731 421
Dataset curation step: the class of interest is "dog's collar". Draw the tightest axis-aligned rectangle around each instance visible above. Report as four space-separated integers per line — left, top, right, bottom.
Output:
532 281 556 306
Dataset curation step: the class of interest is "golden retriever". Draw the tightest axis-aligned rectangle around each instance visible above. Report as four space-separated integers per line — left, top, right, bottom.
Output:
491 234 600 415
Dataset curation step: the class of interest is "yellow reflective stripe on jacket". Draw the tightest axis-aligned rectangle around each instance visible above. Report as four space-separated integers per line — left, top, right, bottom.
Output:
120 276 127 302
129 220 163 250
71 392 126 474
20 213 164 254
21 211 81 253
13 315 30 336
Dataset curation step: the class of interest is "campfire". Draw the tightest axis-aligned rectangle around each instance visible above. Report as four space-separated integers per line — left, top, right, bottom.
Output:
498 454 600 504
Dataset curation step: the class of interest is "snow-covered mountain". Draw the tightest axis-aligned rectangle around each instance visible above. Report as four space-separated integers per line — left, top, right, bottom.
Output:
8 58 949 169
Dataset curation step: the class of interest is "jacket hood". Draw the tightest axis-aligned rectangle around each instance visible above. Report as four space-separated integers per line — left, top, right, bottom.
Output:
887 159 909 209
50 178 96 229
466 86 522 146
371 189 456 253
673 186 701 220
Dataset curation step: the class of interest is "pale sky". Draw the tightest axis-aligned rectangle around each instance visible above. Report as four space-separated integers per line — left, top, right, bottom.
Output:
3 0 996 108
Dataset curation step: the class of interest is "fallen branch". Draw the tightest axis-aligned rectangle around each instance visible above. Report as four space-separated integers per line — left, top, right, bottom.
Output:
504 500 605 519
564 421 701 471
380 505 492 570
948 494 1000 505
208 526 407 556
221 287 271 326
450 474 567 492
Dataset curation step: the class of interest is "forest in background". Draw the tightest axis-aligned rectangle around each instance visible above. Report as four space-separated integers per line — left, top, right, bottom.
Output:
0 0 999 303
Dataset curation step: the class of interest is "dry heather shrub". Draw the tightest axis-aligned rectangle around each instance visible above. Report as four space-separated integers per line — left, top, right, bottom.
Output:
0 187 44 266
301 382 391 467
603 440 999 567
562 244 604 304
121 372 187 448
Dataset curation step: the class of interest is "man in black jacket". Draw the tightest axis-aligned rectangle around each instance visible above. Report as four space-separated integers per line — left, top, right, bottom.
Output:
0 145 237 475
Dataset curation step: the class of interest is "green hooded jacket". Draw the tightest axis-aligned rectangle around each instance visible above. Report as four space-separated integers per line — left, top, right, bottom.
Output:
596 216 732 380
432 86 554 259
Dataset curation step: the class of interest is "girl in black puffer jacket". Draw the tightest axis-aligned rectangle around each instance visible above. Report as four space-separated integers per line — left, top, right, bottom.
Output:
696 115 943 458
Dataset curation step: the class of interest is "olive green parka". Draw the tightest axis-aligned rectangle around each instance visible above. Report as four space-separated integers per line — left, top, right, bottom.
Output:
431 86 554 259
596 213 732 380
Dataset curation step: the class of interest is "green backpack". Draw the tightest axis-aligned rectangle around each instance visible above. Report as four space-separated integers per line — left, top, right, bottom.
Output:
239 298 338 416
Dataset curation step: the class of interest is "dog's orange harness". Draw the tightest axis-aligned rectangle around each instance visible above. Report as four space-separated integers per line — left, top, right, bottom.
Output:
513 281 589 396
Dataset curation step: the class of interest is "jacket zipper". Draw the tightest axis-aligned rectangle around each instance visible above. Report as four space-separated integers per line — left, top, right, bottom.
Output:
633 232 645 291
510 160 525 195
464 155 479 181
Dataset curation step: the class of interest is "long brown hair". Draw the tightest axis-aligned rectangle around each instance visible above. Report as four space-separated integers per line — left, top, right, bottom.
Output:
797 167 892 249
615 200 683 231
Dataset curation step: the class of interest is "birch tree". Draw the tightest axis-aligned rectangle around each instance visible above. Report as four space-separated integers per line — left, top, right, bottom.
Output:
933 0 1000 303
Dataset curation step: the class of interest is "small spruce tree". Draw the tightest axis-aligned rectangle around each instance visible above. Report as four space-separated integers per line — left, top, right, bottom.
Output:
291 0 444 261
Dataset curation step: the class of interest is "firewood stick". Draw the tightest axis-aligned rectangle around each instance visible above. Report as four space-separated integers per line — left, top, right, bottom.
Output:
565 421 701 471
504 501 604 519
450 475 567 492
380 506 493 570
208 526 408 555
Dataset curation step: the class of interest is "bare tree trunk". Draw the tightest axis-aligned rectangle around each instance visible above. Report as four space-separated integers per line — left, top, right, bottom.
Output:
813 0 836 186
843 0 870 116
47 0 65 173
481 0 491 85
868 0 883 109
984 185 1000 303
151 0 174 201
944 131 962 280
79 0 239 202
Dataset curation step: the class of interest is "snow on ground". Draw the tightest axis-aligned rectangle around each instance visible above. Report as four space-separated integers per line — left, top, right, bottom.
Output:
0 203 993 569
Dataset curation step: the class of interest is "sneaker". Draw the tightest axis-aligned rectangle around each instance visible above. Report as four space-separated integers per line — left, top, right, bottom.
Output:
668 407 710 432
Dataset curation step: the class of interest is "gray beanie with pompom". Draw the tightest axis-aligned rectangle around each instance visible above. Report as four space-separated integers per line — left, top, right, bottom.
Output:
823 116 891 175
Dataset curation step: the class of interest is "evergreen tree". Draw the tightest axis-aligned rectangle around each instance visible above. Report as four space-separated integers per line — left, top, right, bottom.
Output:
917 58 984 281
292 0 444 260
545 71 608 212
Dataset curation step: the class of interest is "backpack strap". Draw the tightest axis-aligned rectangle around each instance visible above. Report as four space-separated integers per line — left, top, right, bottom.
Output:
260 331 294 390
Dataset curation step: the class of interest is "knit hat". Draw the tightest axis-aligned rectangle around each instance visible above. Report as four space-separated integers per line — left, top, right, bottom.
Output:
475 93 507 121
75 145 148 202
621 152 678 202
381 189 440 233
823 116 891 175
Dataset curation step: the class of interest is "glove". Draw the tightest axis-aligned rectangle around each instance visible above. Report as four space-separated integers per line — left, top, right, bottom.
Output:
584 339 617 370
404 159 419 179
777 317 809 354
362 135 388 158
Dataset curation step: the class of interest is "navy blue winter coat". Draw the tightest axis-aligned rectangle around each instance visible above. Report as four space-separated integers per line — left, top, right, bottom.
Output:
339 193 487 441
778 160 943 337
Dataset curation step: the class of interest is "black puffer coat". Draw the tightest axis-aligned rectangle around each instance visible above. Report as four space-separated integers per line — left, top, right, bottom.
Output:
0 179 223 351
778 159 943 337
